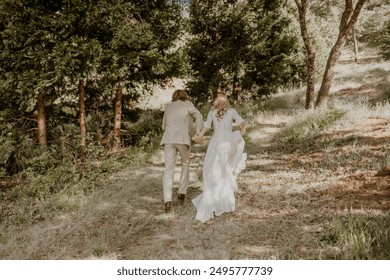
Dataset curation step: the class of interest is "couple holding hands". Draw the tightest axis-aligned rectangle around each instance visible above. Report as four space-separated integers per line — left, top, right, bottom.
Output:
160 89 247 222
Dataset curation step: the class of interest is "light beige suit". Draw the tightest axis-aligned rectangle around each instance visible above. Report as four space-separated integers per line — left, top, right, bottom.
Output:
160 100 203 203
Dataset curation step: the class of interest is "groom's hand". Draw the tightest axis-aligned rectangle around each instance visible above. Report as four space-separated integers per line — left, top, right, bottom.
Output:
192 134 203 144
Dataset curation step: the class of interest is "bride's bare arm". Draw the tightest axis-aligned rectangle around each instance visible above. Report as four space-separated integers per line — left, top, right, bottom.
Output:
239 122 246 136
193 126 209 143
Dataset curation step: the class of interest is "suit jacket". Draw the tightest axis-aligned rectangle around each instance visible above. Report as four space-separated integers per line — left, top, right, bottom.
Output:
160 100 204 146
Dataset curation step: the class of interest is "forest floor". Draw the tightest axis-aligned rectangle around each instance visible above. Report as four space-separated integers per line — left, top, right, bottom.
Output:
1 49 390 260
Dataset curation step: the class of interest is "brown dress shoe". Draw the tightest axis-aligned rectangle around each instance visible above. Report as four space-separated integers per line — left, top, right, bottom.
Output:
178 194 186 205
164 201 172 213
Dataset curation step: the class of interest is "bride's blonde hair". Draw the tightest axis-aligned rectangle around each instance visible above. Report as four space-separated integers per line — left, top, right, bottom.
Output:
213 93 230 120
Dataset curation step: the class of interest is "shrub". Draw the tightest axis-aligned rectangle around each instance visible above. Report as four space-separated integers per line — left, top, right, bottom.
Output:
122 109 163 149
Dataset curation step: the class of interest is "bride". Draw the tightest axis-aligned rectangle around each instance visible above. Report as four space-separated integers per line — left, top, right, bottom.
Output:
192 93 247 222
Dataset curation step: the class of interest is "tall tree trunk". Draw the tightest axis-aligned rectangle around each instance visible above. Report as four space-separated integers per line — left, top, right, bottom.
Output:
294 0 316 110
58 126 66 157
37 93 47 148
352 27 359 63
95 99 102 145
316 0 367 108
232 73 240 105
214 32 221 98
112 82 123 153
78 79 87 168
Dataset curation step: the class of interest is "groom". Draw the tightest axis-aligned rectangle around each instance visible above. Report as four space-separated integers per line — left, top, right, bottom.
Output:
160 89 203 213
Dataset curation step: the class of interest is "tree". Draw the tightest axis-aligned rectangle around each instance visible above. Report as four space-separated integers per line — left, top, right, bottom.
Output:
78 80 87 168
37 93 48 148
243 0 305 99
315 0 367 107
291 0 368 108
359 1 390 60
50 1 105 164
96 0 183 152
294 0 316 109
0 0 65 148
187 0 304 104
0 0 184 157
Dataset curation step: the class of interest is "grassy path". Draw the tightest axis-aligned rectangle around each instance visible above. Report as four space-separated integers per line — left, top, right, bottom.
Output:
1 107 389 259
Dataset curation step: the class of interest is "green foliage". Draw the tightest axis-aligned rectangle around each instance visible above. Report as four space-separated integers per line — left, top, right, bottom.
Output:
0 139 159 227
0 111 17 164
91 246 108 257
0 102 165 225
236 96 290 119
383 88 390 101
359 3 390 60
187 0 305 104
258 97 290 111
0 0 185 180
320 214 390 259
1 162 85 225
379 20 390 60
122 109 164 148
277 107 346 151
0 0 185 104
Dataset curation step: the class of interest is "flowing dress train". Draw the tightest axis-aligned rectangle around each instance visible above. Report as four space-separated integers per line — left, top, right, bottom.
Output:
192 108 247 222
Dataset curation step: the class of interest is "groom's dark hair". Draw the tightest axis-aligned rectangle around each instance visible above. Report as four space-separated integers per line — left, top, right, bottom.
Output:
172 89 189 102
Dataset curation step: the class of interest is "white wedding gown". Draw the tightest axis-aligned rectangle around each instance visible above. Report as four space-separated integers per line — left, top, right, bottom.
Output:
192 108 247 222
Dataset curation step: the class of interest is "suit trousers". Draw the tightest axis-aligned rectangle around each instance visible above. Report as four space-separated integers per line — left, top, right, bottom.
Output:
163 143 190 203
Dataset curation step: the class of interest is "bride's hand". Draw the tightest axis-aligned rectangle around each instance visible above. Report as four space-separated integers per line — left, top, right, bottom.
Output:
194 135 203 144
192 135 201 143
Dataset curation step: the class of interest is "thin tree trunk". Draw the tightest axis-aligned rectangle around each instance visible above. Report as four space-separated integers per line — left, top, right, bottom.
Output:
37 93 47 148
232 73 240 105
112 82 123 153
78 79 87 168
305 48 316 110
316 0 367 108
352 27 359 63
215 32 221 98
315 46 343 108
95 99 102 145
294 0 316 110
58 126 67 158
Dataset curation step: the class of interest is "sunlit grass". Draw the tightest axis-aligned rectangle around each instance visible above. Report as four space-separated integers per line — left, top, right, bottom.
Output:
276 107 346 151
320 214 390 259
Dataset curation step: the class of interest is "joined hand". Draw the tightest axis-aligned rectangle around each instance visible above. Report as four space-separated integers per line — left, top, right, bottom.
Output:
192 135 204 144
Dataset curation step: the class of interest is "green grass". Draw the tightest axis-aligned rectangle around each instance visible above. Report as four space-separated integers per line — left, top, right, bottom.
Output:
276 107 346 151
0 142 159 228
275 98 390 153
320 214 390 259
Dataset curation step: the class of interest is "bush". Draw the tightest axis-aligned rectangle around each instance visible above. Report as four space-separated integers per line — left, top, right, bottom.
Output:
122 109 163 149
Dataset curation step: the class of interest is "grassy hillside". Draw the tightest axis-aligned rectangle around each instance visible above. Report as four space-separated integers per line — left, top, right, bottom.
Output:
1 51 389 260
